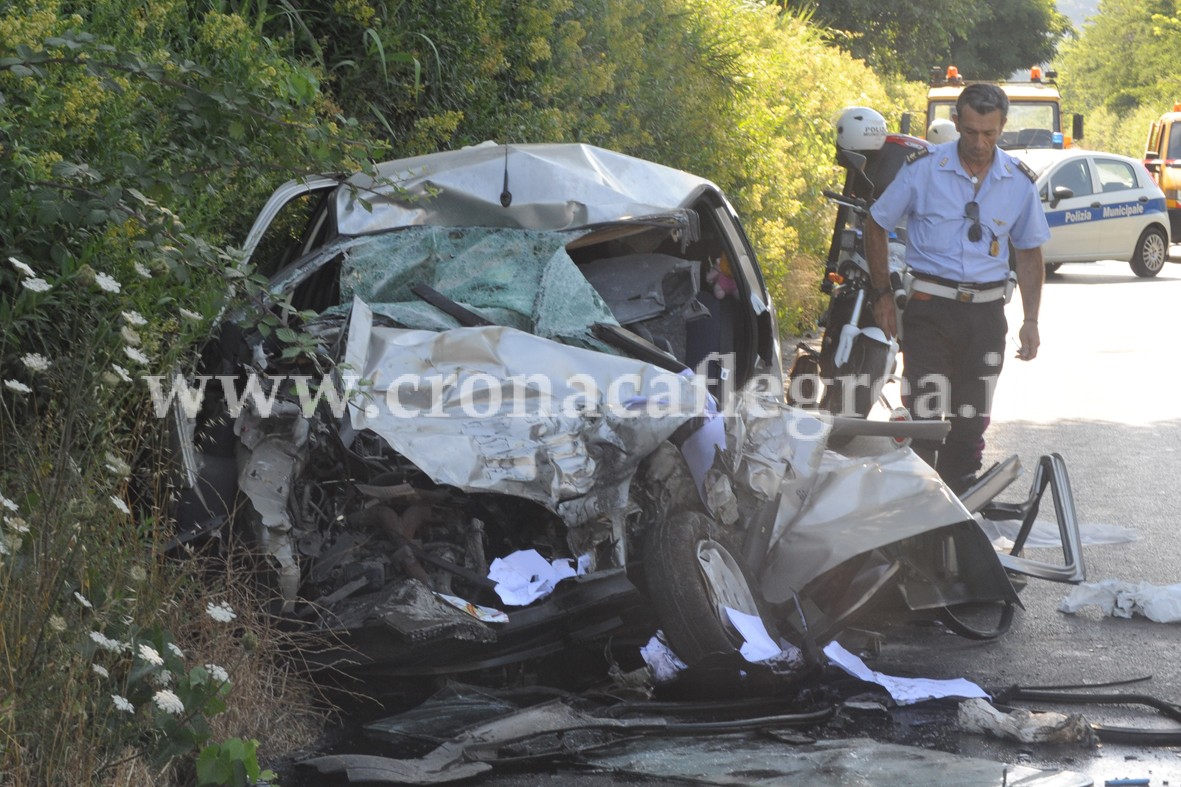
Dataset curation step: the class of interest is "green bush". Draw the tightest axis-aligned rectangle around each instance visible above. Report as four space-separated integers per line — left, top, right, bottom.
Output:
2 1 923 782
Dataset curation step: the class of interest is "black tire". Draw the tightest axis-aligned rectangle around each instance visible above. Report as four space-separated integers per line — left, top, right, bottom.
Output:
938 600 1015 640
1045 262 1062 274
643 511 763 665
1130 225 1168 278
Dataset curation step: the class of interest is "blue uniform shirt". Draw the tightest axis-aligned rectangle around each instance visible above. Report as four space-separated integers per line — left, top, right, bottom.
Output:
870 140 1051 283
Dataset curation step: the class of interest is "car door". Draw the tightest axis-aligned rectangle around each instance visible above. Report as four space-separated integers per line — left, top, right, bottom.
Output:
1091 156 1151 260
239 176 342 278
1041 156 1101 263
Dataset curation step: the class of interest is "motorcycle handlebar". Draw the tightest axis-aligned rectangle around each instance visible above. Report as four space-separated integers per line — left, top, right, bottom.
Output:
822 190 869 213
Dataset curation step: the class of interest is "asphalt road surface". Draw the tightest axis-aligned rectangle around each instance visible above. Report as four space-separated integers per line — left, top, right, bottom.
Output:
866 254 1181 783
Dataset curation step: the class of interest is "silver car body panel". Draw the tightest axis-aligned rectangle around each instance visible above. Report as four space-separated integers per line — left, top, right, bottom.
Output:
336 142 720 235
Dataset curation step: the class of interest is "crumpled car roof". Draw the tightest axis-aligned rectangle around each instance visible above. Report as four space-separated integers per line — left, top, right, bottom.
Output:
336 142 718 235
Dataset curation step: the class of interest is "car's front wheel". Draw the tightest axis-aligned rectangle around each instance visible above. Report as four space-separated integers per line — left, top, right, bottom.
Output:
1045 262 1062 274
643 511 765 665
1130 226 1168 278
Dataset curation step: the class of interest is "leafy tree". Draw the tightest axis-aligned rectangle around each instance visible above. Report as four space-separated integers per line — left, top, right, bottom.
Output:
1059 0 1180 114
788 0 1067 81
1055 0 1180 155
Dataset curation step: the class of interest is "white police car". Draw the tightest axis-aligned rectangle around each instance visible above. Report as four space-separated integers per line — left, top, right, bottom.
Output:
1009 148 1172 277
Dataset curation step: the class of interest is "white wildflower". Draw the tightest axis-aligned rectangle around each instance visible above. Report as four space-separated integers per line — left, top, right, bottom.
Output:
95 272 121 293
121 310 147 326
20 277 51 293
129 564 147 583
8 257 35 277
150 669 174 687
73 591 93 609
89 631 123 652
179 308 203 323
92 663 109 678
120 326 141 346
48 615 66 632
205 663 230 683
205 601 237 623
111 364 133 383
4 379 32 393
123 346 149 365
152 689 184 716
104 452 131 477
113 694 134 713
138 643 164 666
0 494 18 512
21 354 50 373
167 642 184 659
5 517 29 533
110 495 130 516
134 261 152 279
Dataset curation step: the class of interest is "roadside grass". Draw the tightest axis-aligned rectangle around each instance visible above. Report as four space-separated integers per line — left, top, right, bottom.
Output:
0 360 331 784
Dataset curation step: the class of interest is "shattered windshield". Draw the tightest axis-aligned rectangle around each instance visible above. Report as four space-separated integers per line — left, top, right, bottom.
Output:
337 225 619 349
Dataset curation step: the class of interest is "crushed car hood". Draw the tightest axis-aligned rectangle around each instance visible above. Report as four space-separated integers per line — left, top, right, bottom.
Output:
342 297 706 525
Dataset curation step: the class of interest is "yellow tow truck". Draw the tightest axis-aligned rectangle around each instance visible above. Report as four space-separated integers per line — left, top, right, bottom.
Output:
1143 103 1181 237
921 65 1084 150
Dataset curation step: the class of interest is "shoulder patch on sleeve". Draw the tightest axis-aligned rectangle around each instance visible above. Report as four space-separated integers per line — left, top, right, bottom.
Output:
1015 159 1037 182
905 148 931 164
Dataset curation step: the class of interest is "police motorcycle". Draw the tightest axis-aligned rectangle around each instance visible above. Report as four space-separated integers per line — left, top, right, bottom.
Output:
789 107 928 418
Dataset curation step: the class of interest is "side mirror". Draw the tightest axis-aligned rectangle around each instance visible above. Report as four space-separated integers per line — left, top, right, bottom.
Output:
1050 185 1073 208
1072 114 1084 143
836 149 868 174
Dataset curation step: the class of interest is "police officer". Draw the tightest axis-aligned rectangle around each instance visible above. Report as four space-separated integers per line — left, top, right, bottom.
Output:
926 117 959 144
865 83 1049 492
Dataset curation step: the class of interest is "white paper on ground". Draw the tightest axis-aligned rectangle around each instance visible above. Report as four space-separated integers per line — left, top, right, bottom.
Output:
724 606 782 663
1059 579 1181 623
488 549 582 606
434 593 510 623
824 641 990 705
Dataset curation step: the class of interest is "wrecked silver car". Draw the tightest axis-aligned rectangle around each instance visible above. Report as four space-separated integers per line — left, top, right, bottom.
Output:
168 143 1081 683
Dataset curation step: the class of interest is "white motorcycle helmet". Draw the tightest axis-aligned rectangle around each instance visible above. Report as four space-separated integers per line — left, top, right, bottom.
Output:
927 117 959 144
835 106 887 152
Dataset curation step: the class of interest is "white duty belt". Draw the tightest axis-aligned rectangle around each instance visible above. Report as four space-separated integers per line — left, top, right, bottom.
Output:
909 277 1007 303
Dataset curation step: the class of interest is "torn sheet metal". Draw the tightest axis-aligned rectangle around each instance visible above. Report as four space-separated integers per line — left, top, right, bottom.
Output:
343 298 704 524
327 579 498 645
759 434 976 603
234 400 310 608
335 142 715 235
302 699 661 784
1059 579 1181 623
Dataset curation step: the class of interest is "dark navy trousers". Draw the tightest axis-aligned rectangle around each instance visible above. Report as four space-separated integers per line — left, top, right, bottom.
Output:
900 294 1007 489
